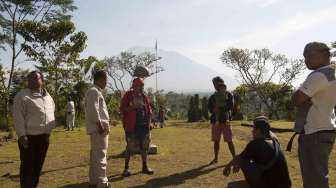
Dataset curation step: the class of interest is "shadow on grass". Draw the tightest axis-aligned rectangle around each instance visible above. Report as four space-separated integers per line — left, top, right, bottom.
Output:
40 164 87 175
3 164 88 183
169 121 210 129
59 182 89 188
130 163 224 187
241 123 293 133
227 180 249 188
107 171 142 183
107 151 125 160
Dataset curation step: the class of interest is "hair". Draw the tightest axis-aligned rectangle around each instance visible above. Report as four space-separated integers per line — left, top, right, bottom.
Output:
93 70 107 83
27 71 44 82
254 118 271 137
212 76 224 84
304 42 330 57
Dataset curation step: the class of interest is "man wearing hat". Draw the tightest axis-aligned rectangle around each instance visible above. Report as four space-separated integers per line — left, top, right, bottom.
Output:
223 117 291 188
292 42 336 188
120 78 154 176
208 76 236 164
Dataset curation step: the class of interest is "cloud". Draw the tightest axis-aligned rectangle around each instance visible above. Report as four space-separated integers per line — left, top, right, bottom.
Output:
214 5 336 49
176 5 336 81
246 0 281 7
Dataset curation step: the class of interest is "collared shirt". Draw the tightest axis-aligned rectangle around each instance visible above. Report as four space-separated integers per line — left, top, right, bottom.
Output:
13 88 55 137
85 85 110 134
297 64 336 134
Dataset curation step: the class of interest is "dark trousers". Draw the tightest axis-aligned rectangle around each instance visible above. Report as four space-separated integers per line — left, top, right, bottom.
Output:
19 134 50 188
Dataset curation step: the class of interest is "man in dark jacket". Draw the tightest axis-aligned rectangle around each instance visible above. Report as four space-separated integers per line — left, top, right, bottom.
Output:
223 117 292 188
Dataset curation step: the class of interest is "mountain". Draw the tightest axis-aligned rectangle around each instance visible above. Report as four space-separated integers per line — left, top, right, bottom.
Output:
128 46 238 92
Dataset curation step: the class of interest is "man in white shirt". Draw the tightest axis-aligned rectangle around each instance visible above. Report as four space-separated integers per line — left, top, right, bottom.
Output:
85 70 112 188
66 98 75 131
13 71 55 188
292 42 336 188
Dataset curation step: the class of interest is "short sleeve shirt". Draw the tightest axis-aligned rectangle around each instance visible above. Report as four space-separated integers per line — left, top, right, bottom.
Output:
298 64 336 134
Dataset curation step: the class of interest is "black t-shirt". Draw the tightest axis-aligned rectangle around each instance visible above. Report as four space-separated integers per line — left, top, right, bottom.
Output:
208 91 234 124
240 138 291 188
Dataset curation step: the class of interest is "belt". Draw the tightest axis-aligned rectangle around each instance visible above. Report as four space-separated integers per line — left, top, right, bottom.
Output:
316 129 336 133
287 129 336 152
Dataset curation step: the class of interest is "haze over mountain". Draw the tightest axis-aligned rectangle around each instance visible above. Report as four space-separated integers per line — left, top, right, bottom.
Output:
129 47 238 92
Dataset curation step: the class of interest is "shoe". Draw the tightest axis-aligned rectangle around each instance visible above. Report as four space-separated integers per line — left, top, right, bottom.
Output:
104 182 112 188
209 159 218 165
142 167 154 175
122 168 131 177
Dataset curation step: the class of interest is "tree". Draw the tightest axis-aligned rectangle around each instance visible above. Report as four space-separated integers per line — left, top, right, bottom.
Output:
0 0 76 127
0 0 76 91
187 96 194 122
0 66 28 130
20 20 87 111
221 48 305 119
193 94 202 121
201 96 209 120
0 64 7 129
103 51 163 92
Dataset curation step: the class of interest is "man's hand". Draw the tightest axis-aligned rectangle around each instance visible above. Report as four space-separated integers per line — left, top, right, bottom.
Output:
223 165 231 177
18 136 28 149
232 164 240 173
96 121 104 135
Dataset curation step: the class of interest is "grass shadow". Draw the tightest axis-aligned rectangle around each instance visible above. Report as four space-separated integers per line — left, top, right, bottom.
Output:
131 163 224 187
108 171 142 183
227 180 249 188
169 121 210 129
58 182 89 188
3 163 88 183
107 151 125 160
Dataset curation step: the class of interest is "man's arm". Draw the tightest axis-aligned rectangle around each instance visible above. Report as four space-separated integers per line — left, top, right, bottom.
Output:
13 93 29 149
226 92 234 111
13 94 26 138
223 155 241 176
291 90 311 107
292 72 328 106
86 90 104 134
208 95 215 114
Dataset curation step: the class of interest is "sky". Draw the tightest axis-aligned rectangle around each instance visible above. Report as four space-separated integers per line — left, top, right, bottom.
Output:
2 0 336 88
71 0 336 83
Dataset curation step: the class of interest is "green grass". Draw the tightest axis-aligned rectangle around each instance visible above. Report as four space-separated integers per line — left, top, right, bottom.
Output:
0 120 335 188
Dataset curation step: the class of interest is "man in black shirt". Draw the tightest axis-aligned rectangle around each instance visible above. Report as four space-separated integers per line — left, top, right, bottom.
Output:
208 76 236 164
223 117 291 188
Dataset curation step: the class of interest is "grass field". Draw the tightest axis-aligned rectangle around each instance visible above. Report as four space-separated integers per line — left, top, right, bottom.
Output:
0 120 336 188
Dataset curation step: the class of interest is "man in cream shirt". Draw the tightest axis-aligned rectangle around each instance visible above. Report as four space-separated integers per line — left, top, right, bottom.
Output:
13 71 55 188
85 70 112 188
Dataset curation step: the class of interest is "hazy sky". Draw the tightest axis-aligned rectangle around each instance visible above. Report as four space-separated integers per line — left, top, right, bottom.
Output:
71 0 336 79
2 0 336 87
